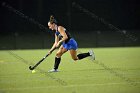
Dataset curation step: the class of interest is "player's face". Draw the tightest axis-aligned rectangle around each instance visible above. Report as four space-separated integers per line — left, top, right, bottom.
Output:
48 22 55 30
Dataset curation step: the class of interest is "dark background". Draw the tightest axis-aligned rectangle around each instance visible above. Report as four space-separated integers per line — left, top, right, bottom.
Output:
0 0 140 49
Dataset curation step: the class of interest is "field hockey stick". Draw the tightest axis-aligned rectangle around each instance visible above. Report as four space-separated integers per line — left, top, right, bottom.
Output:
29 47 56 70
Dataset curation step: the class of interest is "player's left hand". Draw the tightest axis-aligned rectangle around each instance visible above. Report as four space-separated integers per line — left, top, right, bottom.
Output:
56 40 63 48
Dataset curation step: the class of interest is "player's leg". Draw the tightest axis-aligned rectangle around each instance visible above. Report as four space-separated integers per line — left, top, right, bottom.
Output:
68 38 95 61
54 45 67 70
69 49 92 61
69 49 78 61
48 45 67 72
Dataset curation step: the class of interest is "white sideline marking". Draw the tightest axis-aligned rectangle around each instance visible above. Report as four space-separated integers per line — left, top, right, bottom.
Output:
0 82 140 90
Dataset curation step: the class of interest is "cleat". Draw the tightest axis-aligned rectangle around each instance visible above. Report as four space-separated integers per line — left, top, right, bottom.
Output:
89 50 95 61
48 69 59 73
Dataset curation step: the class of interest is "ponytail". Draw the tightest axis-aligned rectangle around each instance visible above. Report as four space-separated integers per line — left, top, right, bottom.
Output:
49 15 57 24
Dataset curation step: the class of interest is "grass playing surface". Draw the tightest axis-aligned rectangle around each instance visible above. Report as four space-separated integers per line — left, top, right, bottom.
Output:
0 47 140 93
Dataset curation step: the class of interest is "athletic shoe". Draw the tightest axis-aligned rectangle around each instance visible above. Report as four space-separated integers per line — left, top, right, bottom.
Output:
48 69 59 73
89 50 95 61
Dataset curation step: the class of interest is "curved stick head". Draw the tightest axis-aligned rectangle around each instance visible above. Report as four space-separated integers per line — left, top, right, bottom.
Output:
29 66 34 70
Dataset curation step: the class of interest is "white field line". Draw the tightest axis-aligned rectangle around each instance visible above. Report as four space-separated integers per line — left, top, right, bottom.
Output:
0 82 140 90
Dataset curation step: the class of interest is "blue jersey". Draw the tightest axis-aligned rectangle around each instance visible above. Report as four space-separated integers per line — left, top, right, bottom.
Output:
55 29 71 43
55 28 78 50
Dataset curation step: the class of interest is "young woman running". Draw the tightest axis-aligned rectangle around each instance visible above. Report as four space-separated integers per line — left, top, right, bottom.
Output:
47 15 95 72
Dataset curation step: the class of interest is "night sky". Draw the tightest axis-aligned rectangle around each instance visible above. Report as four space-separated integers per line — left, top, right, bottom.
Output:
0 0 139 33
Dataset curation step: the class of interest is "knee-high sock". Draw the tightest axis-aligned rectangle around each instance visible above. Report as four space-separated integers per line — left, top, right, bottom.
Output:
54 57 61 70
77 53 90 60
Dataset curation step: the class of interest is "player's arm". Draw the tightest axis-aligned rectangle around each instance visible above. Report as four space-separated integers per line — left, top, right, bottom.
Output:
56 26 68 47
49 34 59 54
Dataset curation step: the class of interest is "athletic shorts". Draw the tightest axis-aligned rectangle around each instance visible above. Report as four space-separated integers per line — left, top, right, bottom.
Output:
62 38 78 50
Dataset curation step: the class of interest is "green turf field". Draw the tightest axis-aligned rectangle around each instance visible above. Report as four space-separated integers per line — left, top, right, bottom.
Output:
0 47 140 93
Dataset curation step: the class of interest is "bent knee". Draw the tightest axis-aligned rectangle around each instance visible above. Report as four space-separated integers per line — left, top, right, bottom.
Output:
72 57 78 61
56 52 63 57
